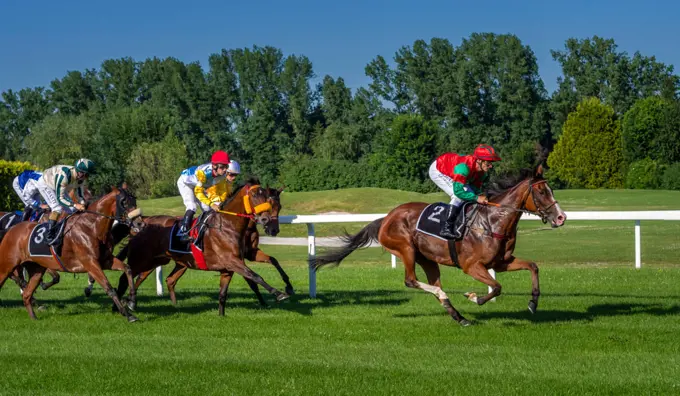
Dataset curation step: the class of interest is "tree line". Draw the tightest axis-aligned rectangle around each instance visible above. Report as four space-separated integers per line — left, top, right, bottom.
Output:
1 34 679 198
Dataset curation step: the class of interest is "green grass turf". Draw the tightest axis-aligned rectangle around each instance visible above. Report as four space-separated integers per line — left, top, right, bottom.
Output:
0 188 679 394
0 248 679 395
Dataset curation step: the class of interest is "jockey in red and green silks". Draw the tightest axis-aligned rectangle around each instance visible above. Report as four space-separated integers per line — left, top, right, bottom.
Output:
428 144 502 239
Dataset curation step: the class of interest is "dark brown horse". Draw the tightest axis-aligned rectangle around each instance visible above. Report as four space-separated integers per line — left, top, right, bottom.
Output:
114 182 290 315
0 187 144 321
313 165 566 326
130 186 293 304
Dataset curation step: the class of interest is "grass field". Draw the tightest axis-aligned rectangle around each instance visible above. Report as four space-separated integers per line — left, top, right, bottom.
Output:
0 188 679 395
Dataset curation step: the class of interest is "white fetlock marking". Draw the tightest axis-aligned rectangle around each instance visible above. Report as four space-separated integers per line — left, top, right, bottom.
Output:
416 281 449 300
465 292 478 303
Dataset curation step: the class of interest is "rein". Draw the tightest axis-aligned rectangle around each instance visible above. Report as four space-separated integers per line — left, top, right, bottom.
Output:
216 184 272 219
485 180 558 223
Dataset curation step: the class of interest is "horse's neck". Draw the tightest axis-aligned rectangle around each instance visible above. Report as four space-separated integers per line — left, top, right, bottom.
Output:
87 193 116 240
485 181 531 235
218 187 250 230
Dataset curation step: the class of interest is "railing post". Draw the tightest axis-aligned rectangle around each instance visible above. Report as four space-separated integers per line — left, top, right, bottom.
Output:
391 254 397 269
488 269 496 302
155 266 163 296
635 220 641 269
308 223 317 298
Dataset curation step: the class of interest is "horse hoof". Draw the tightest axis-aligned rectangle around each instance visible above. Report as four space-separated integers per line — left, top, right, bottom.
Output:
84 288 92 298
464 292 478 304
528 301 537 314
276 293 290 302
127 301 136 311
459 319 472 327
37 305 47 312
127 315 139 323
285 286 295 296
40 284 49 291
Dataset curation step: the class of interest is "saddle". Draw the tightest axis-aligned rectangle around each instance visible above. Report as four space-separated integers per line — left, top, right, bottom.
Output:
168 211 212 254
29 219 67 258
416 202 476 241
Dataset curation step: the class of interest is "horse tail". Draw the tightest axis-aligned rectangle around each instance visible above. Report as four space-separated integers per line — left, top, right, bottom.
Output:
312 217 384 271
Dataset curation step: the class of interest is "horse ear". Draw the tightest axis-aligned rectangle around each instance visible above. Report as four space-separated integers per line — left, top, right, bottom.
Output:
535 164 544 177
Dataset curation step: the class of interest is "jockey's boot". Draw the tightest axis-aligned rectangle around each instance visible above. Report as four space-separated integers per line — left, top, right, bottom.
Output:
21 206 34 222
179 210 195 242
46 219 58 245
440 204 462 240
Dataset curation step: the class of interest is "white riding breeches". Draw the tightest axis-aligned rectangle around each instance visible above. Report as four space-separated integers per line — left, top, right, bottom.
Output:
177 178 210 213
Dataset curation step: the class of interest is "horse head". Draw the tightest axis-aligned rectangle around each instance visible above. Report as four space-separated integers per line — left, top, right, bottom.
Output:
523 165 567 228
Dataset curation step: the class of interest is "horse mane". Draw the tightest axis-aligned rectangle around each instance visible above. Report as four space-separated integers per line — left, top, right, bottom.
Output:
486 168 538 198
221 176 262 209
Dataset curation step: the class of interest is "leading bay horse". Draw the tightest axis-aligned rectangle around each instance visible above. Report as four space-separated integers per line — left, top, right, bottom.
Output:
0 187 144 321
128 186 293 305
114 181 290 315
313 165 566 326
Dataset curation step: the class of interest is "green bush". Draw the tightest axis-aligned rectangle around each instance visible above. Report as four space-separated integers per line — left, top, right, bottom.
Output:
547 97 624 188
625 159 665 189
125 133 188 199
661 163 680 190
0 160 35 210
279 157 374 192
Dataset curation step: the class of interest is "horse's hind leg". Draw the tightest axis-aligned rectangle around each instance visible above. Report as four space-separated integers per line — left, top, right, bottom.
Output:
10 267 28 292
112 258 136 311
387 244 470 325
84 274 95 297
496 257 540 314
134 270 153 290
166 263 188 305
463 262 502 306
416 255 469 325
249 248 294 295
40 269 60 291
21 263 47 320
217 271 234 316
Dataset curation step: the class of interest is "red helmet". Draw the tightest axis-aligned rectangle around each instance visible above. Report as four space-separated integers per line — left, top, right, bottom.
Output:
211 150 230 165
473 144 501 162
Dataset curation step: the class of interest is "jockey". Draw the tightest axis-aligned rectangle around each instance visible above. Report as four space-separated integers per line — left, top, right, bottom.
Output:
177 150 231 240
12 169 45 221
226 160 240 183
37 158 95 244
428 144 501 239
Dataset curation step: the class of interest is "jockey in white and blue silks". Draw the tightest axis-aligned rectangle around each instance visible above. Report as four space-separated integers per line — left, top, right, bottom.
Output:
12 170 44 221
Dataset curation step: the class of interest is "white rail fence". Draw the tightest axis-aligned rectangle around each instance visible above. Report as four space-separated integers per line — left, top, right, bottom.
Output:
154 211 680 297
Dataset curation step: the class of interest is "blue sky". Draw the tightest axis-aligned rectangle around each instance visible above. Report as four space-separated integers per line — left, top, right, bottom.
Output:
1 0 677 95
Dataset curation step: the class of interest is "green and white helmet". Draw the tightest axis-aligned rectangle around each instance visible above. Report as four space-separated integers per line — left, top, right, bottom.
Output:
75 158 95 174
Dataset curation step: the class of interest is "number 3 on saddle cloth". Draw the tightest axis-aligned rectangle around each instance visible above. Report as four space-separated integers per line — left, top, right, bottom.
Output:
27 219 69 269
168 212 212 270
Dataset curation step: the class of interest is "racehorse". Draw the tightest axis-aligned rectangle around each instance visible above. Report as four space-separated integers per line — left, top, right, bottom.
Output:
129 186 293 305
0 187 144 321
0 188 95 292
312 165 566 326
112 181 290 315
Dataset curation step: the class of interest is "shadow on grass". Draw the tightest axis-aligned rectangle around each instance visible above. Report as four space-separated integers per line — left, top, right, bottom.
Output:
393 302 680 324
0 288 411 320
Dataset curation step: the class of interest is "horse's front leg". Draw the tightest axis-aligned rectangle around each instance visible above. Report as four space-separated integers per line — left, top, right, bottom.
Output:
463 262 502 306
496 257 540 313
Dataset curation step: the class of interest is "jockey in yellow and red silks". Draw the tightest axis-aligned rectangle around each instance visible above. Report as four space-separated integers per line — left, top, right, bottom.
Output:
176 150 232 240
